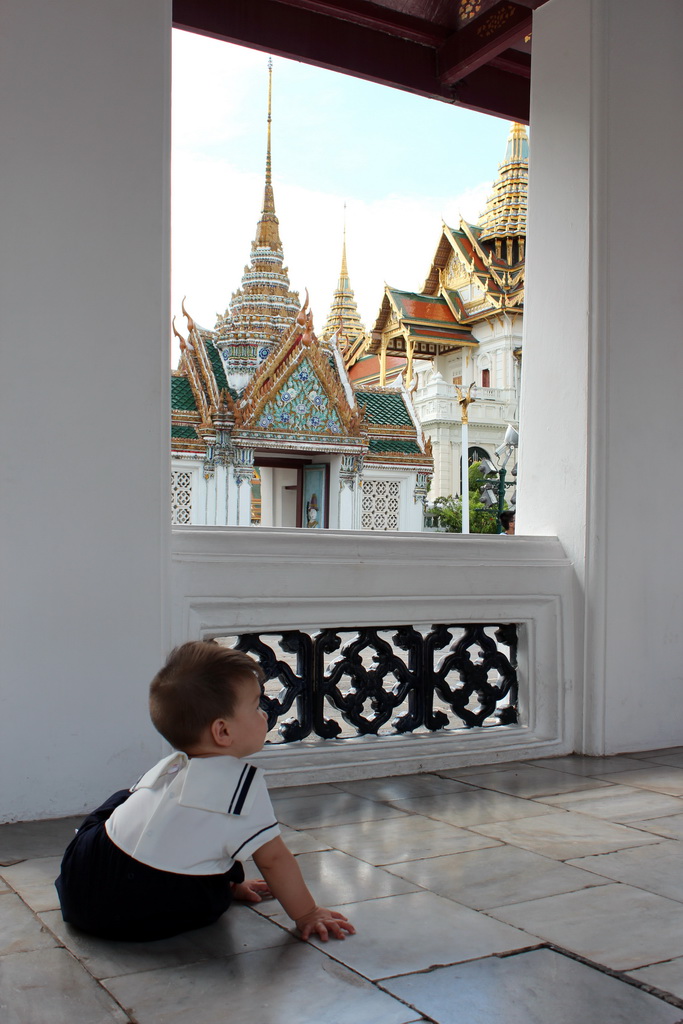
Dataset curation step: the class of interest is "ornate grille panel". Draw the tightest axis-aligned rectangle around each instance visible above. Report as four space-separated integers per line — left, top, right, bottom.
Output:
361 479 400 531
217 623 519 743
171 470 193 525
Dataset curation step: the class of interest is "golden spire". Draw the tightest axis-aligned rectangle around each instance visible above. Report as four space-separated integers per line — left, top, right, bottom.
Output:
255 57 282 251
322 205 366 341
340 203 349 283
478 122 528 243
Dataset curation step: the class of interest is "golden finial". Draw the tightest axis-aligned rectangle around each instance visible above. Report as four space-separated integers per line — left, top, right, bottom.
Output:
181 296 195 332
266 57 273 192
297 289 310 326
340 202 349 279
455 382 476 424
254 56 281 250
172 316 185 346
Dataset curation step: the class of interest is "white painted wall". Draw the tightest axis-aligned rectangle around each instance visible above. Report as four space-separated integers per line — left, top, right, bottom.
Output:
5 0 681 822
520 0 683 752
0 0 171 821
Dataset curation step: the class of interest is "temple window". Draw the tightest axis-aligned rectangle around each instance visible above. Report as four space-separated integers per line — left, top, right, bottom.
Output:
171 470 193 525
361 479 400 531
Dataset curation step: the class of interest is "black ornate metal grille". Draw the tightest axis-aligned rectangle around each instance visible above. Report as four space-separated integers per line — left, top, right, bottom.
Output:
216 623 519 744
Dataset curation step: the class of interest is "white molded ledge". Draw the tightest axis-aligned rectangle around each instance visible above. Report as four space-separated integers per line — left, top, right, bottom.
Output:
171 527 576 785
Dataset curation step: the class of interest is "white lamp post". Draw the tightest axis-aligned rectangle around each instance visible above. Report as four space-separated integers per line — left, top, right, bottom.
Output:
455 383 476 535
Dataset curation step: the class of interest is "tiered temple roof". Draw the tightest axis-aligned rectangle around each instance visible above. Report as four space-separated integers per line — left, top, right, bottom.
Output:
322 218 367 351
347 122 528 385
212 59 300 393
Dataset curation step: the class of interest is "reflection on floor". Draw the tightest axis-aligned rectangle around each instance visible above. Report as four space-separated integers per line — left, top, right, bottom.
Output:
3 750 683 1024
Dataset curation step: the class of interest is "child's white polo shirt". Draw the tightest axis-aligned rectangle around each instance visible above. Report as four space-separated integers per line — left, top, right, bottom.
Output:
105 752 280 874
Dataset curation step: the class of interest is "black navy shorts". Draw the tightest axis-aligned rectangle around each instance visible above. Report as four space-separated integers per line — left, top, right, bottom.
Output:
55 789 244 942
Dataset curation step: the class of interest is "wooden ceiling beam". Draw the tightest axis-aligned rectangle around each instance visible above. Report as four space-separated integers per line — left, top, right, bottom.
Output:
452 64 530 123
438 2 532 85
489 50 532 79
173 0 450 100
264 0 449 47
172 0 534 120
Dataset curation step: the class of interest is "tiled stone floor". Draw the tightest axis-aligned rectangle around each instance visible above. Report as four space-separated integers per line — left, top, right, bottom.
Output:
3 750 683 1024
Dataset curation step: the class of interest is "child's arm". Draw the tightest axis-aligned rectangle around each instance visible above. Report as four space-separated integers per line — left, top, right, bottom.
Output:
252 835 355 942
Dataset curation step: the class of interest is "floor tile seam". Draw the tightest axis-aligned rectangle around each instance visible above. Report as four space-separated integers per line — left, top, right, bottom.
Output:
553 875 683 906
465 804 674 837
540 941 683 1012
1 884 64 950
7 908 138 1023
535 791 683 812
289 941 443 1022
372 942 551 985
460 876 615 912
371 843 506 868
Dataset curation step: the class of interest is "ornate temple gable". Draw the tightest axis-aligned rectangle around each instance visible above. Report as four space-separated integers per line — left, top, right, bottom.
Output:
233 301 367 450
420 226 453 297
368 286 475 361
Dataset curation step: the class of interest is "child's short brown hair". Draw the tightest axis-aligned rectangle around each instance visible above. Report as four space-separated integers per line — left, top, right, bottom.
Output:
149 641 264 751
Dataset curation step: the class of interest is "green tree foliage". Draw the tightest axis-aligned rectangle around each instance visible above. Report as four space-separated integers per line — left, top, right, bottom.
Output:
426 461 500 534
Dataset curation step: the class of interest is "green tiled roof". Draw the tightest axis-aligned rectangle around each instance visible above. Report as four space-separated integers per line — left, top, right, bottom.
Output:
356 391 412 427
206 338 229 391
171 425 199 439
171 376 197 412
369 438 421 454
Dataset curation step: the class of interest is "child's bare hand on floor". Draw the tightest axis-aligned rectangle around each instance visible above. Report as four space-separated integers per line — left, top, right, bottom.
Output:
232 879 272 903
295 906 355 942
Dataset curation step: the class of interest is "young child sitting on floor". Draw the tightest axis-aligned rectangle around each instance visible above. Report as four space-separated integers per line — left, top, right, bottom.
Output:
55 641 355 944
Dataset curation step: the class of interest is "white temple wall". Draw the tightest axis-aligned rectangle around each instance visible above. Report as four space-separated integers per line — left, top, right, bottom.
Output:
521 0 683 752
0 0 171 821
6 0 681 820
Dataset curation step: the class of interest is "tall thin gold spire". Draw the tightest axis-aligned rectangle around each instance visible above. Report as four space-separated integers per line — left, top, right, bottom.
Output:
340 202 349 280
215 55 299 391
255 56 281 248
265 57 272 196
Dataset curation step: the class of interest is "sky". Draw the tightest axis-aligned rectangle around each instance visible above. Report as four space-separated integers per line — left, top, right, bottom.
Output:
171 30 514 363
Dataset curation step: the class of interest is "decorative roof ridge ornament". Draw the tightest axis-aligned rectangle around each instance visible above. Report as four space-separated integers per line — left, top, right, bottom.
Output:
181 296 195 334
235 298 368 438
172 316 188 358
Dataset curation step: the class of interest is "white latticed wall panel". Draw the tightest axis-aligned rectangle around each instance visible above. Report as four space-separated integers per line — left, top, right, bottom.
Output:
361 479 400 531
171 470 193 525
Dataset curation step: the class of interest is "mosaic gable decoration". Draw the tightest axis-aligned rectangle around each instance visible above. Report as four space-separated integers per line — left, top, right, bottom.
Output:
232 298 367 455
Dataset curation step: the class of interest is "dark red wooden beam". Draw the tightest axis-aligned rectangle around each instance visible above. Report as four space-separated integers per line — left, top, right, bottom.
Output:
453 64 530 122
172 0 535 121
265 0 450 47
490 50 532 79
173 0 449 100
438 2 533 85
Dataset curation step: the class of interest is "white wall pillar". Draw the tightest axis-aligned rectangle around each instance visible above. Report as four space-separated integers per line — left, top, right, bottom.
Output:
0 1 172 820
521 0 683 753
